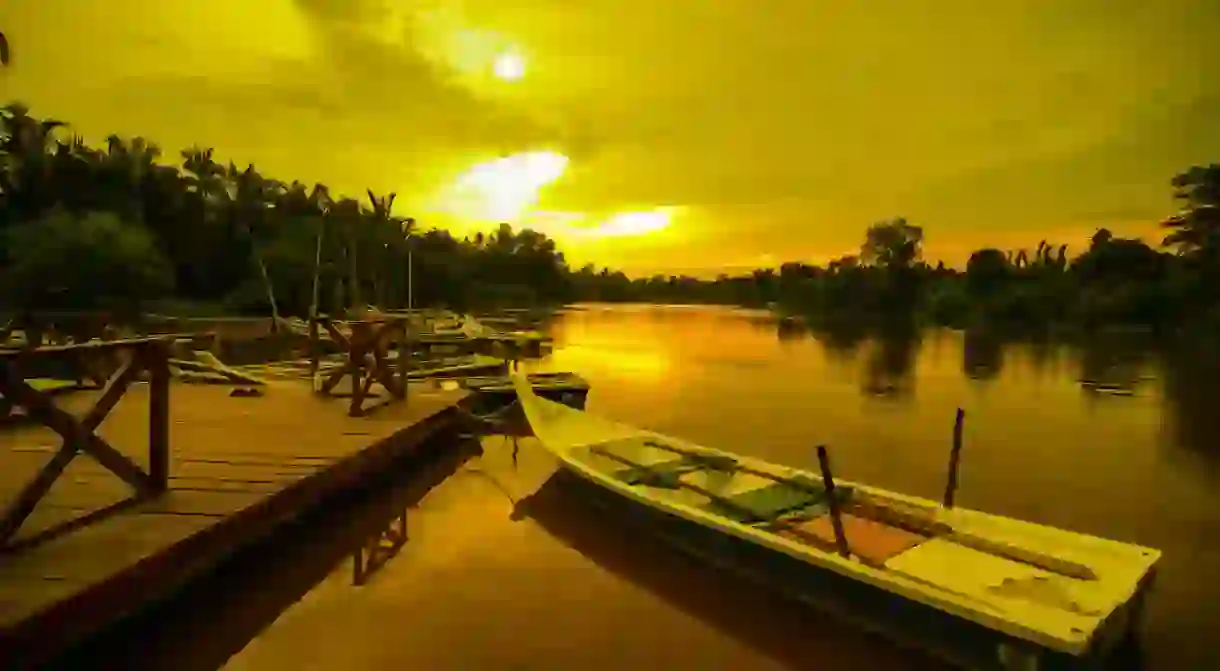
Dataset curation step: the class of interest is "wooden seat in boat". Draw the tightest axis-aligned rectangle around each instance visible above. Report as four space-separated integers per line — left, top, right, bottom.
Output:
702 474 830 524
777 512 929 565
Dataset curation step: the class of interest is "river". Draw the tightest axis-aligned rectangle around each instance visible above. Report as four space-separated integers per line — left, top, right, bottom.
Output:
538 304 1218 669
222 303 1217 670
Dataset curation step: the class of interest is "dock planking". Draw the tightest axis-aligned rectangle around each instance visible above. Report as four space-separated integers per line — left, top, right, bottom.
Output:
0 381 469 667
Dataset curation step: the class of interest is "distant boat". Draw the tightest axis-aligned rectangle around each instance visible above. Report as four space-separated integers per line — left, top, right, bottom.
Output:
510 373 1160 670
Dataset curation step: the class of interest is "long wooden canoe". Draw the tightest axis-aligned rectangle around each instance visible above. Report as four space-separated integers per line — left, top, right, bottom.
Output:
509 373 1161 670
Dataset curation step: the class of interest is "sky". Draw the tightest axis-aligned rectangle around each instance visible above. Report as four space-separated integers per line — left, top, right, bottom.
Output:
2 1 1218 276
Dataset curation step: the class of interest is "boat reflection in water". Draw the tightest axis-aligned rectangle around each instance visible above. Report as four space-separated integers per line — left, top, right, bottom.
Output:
511 471 946 671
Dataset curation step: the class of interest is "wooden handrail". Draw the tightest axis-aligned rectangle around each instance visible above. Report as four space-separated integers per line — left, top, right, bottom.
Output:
308 316 410 417
0 337 172 547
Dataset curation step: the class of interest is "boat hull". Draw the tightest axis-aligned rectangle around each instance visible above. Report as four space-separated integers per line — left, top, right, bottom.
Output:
466 373 590 435
552 467 1151 671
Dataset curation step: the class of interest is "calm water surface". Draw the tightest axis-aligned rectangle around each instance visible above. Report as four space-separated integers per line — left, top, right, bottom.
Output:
539 304 1219 668
230 304 1218 670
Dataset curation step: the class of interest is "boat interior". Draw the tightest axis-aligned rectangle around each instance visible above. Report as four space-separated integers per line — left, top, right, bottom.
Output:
579 435 930 567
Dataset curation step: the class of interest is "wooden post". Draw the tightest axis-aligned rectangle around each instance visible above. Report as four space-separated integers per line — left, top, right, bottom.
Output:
308 316 321 382
146 342 170 492
815 445 851 559
943 408 965 508
310 220 324 322
348 322 371 417
395 319 408 404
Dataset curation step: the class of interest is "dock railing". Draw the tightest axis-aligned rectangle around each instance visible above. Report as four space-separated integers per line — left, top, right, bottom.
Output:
308 315 410 417
0 336 173 547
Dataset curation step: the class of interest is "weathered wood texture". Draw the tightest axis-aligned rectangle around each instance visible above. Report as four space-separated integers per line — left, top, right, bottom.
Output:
0 382 469 667
310 317 410 417
0 338 173 545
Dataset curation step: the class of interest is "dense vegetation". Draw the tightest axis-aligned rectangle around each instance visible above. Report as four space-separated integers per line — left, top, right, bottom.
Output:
576 168 1220 336
567 164 1220 337
2 101 1218 335
0 102 574 319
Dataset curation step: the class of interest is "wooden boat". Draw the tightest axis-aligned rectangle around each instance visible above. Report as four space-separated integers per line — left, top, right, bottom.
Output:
464 372 589 419
404 354 507 379
509 373 1161 670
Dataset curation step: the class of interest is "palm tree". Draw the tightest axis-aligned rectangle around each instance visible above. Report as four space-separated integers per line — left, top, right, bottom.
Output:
97 135 163 220
276 181 332 316
330 197 364 309
363 189 402 307
1 104 69 218
223 162 283 325
1 103 67 155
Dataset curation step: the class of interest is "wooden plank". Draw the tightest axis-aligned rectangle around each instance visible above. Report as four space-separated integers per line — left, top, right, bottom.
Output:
16 488 271 537
0 578 81 625
780 513 927 565
0 515 217 622
4 447 335 468
162 479 296 495
0 454 323 485
0 381 471 664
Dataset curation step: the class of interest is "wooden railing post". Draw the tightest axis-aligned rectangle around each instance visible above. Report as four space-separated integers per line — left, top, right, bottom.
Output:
308 315 321 382
146 341 171 492
392 319 407 401
0 336 176 546
314 317 410 417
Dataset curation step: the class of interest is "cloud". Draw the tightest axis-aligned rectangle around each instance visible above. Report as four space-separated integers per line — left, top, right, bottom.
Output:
4 0 1219 270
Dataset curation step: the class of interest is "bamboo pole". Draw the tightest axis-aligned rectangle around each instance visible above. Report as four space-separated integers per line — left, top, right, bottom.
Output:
815 445 852 559
943 408 965 508
310 217 324 320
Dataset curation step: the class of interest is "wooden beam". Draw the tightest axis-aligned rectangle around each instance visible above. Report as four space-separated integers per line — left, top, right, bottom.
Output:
0 365 151 492
0 335 175 360
0 342 175 544
146 344 171 491
0 440 78 544
80 355 140 431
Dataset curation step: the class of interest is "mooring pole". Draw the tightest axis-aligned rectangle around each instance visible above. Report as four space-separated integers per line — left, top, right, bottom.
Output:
310 220 324 322
404 243 414 405
942 407 966 508
815 445 852 559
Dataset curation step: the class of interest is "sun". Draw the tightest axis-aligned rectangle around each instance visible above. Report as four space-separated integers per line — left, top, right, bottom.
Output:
435 151 569 222
492 51 526 82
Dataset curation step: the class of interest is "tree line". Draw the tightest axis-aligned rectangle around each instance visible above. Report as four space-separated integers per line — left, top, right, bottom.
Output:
0 102 572 319
2 100 1218 334
574 165 1220 335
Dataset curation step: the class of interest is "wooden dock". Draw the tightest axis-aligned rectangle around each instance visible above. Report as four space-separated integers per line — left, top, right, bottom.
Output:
0 379 469 668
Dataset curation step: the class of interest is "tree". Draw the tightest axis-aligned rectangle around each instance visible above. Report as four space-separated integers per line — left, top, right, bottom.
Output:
1162 164 1220 259
1090 227 1114 251
1 103 69 223
861 217 923 272
0 209 173 312
965 248 1010 295
7 98 1220 334
364 189 402 307
1 30 10 67
222 162 283 322
1073 235 1162 285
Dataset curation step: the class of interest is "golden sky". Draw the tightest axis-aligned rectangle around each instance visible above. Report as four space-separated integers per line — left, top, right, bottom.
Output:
2 1 1218 275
